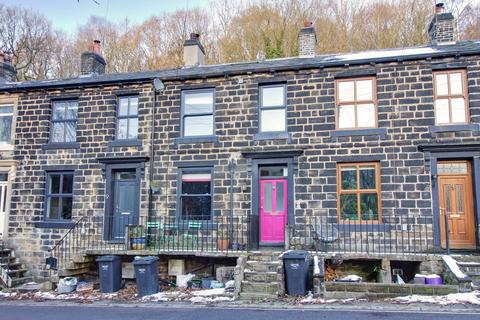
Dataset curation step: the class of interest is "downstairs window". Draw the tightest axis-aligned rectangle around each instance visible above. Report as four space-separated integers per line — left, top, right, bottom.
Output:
337 163 381 222
179 169 213 221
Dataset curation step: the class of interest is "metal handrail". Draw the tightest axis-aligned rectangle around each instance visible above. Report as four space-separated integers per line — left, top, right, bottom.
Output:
48 216 88 254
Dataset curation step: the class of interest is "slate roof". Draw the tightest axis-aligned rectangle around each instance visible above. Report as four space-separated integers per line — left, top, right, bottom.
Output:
1 40 480 92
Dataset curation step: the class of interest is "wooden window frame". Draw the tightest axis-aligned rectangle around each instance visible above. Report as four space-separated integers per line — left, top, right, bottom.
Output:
433 69 469 125
259 83 287 133
337 162 382 223
116 96 139 141
335 77 377 130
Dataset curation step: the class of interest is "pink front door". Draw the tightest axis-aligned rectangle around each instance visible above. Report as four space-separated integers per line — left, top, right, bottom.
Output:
260 179 287 244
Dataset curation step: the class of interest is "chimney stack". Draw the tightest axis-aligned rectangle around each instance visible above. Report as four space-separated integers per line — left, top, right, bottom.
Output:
428 1 457 45
183 33 205 67
0 52 17 82
80 40 106 75
298 21 317 57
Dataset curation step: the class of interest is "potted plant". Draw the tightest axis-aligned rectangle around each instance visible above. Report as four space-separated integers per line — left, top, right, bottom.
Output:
129 225 146 250
217 230 229 251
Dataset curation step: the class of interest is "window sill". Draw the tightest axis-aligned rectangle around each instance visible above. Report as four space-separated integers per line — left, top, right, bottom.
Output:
0 143 13 151
107 139 142 148
331 128 387 138
175 136 219 145
429 124 480 134
34 221 75 229
254 132 290 141
41 142 80 150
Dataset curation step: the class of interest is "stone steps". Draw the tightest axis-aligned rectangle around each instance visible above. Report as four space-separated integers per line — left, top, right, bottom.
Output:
10 276 33 287
449 255 480 288
239 251 284 300
0 244 32 288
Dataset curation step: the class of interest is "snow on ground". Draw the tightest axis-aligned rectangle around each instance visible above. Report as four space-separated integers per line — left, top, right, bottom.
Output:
191 288 226 297
141 288 231 303
442 255 469 280
299 295 359 304
0 292 16 298
390 291 480 305
189 296 234 304
141 291 190 302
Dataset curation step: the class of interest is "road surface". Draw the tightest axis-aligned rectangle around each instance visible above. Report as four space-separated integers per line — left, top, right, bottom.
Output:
1 303 479 320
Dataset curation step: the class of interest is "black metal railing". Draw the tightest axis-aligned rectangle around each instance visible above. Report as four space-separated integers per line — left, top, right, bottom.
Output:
290 215 435 255
49 215 251 271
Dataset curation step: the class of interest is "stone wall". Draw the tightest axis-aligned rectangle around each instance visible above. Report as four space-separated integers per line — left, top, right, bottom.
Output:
5 53 480 279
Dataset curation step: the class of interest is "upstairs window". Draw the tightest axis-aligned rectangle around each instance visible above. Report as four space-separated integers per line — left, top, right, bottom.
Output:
0 105 13 144
336 78 376 129
179 169 213 221
117 96 139 140
337 163 381 222
51 100 78 143
182 89 214 137
259 84 286 132
434 70 468 125
45 171 74 220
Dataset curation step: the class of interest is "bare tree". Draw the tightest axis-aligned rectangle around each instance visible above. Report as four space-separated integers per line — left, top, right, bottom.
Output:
0 4 56 80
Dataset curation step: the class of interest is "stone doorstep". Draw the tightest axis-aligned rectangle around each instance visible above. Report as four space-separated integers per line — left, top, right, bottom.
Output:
324 282 459 296
244 271 281 283
241 281 280 295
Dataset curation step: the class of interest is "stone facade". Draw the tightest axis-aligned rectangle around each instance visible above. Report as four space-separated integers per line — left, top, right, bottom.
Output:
2 47 480 279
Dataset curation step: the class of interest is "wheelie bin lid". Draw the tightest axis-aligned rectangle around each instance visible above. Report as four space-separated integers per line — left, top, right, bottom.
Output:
282 250 310 260
133 256 159 265
96 255 121 262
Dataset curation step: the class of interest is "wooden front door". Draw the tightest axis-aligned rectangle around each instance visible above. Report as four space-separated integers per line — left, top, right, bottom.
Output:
438 161 476 249
260 179 287 244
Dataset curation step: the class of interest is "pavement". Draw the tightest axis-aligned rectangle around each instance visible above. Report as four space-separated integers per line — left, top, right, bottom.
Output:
0 300 480 320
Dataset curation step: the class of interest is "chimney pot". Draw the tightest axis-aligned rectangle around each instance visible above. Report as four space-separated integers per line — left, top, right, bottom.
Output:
303 21 313 28
92 40 101 54
298 20 317 57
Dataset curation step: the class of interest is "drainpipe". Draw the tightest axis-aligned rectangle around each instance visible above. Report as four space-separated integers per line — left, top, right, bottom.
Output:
148 78 164 223
229 160 235 244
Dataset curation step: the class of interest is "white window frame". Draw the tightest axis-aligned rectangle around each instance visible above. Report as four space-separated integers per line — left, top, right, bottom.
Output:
0 105 14 148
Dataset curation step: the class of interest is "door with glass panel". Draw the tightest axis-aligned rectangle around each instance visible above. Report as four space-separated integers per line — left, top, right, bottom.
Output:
438 161 476 249
0 172 8 239
259 166 288 245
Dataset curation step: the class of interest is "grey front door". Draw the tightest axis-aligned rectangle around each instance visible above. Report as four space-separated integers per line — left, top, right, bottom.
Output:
109 169 139 241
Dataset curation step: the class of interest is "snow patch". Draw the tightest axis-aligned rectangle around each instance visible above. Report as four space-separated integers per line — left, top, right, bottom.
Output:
336 47 439 61
442 255 469 280
189 296 233 304
391 291 480 305
141 291 188 302
0 292 16 298
191 288 226 297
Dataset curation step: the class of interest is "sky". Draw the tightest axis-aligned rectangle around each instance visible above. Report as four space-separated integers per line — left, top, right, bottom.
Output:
2 0 211 34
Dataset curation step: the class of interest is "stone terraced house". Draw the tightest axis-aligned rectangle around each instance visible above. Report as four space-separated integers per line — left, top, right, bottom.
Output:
0 3 479 297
